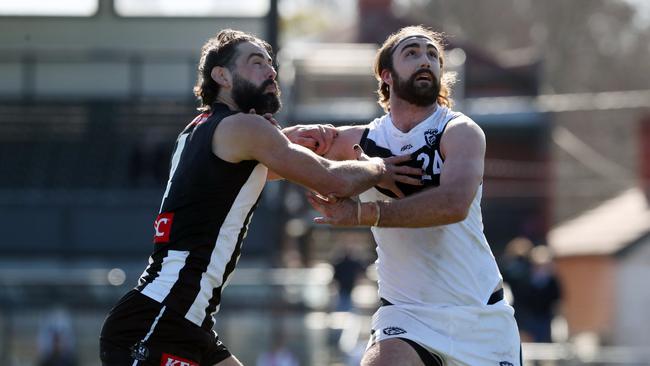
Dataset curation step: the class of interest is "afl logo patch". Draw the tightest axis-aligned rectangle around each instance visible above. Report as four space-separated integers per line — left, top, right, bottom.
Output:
130 341 149 361
383 326 407 335
401 143 413 152
424 128 438 146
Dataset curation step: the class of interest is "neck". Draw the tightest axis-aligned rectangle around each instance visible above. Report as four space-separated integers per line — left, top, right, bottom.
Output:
388 98 438 133
215 94 240 112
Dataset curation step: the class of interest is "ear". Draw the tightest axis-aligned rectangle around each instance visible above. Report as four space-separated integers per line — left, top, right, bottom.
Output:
210 66 232 88
380 69 393 88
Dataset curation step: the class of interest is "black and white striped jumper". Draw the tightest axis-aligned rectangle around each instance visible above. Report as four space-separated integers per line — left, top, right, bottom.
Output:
136 102 267 330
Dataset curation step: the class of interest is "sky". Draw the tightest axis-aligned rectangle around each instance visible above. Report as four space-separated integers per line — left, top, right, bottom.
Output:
0 0 648 27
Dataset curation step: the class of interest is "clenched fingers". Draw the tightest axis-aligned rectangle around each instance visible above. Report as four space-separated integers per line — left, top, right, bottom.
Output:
293 137 319 152
312 125 337 155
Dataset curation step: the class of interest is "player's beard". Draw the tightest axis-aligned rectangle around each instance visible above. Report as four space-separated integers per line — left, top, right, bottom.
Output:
231 73 282 115
391 69 440 107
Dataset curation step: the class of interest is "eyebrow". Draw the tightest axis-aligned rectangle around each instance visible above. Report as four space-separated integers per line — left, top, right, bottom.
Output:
247 52 272 63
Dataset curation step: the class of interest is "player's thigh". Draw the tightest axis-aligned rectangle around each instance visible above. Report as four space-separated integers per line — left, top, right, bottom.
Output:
213 355 244 366
361 338 424 366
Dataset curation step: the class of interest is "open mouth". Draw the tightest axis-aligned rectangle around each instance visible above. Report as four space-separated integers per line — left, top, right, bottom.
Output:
263 81 278 93
415 72 433 82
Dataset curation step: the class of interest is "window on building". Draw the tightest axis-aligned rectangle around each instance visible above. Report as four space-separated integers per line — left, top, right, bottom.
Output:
0 0 98 16
114 0 270 18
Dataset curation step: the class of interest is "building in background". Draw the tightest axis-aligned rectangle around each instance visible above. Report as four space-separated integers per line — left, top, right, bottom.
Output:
549 187 650 347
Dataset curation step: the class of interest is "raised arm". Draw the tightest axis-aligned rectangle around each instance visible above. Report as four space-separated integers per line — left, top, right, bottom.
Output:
280 123 366 161
308 118 485 227
322 125 367 161
213 114 418 198
282 124 338 156
377 118 484 226
266 124 339 181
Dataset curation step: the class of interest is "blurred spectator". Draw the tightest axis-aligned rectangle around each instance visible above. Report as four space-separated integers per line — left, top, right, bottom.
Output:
501 236 534 322
501 236 535 341
501 238 562 343
331 246 366 312
256 334 299 366
519 245 562 343
37 308 77 366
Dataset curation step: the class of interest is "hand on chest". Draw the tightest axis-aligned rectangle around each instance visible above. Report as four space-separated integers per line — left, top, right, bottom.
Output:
375 142 444 198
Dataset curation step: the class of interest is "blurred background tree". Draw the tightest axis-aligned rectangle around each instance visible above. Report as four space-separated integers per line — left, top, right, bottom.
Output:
401 0 650 93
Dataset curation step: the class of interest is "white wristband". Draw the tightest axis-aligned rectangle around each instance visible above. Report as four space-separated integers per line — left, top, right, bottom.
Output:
373 201 381 226
357 200 362 225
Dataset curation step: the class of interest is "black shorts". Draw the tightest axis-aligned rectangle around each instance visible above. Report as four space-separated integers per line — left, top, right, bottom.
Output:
100 290 231 366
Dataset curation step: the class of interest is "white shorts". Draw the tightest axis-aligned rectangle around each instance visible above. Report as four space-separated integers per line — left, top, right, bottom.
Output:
367 300 521 366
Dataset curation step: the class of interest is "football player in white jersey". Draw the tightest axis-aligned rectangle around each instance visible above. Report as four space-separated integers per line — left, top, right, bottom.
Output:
306 26 521 366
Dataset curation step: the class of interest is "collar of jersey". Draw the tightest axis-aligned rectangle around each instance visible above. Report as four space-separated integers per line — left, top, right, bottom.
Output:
385 105 445 139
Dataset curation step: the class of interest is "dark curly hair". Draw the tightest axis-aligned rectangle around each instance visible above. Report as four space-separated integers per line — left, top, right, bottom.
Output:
374 25 456 112
193 29 273 111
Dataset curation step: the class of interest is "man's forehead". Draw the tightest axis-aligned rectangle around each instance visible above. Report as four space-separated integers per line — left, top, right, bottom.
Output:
237 41 272 59
393 35 438 53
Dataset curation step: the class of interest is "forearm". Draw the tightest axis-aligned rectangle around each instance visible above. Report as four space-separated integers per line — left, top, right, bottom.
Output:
266 124 301 181
368 186 471 228
326 158 385 197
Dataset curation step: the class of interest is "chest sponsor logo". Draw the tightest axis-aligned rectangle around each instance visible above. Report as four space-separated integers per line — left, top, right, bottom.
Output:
161 353 198 366
153 212 174 244
499 362 514 366
424 128 438 147
382 326 407 335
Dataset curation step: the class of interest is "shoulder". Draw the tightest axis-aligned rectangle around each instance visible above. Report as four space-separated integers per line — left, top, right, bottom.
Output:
213 112 284 162
359 115 391 142
440 112 485 156
218 113 281 140
221 112 274 129
368 115 389 129
444 112 484 139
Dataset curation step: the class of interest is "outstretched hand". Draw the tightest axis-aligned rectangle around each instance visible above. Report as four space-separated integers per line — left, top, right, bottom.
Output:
306 192 358 226
353 145 422 198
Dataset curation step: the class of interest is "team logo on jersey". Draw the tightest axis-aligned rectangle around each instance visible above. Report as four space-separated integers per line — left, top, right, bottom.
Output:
499 362 514 366
153 212 174 244
161 353 198 366
424 128 439 147
382 326 407 335
130 341 149 361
